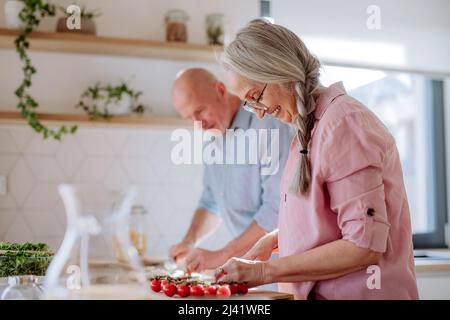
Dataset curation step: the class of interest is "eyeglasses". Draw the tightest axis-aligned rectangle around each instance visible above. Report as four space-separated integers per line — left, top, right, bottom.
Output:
242 83 268 114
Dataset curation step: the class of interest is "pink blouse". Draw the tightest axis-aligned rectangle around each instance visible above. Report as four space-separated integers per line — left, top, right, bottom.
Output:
278 82 419 300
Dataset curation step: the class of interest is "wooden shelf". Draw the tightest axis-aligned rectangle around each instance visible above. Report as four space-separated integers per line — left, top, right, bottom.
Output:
0 111 191 129
0 28 222 62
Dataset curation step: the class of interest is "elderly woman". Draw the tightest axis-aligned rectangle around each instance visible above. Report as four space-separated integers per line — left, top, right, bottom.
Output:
215 19 419 300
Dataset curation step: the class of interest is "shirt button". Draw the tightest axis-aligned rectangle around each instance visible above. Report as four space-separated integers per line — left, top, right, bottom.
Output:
367 208 375 217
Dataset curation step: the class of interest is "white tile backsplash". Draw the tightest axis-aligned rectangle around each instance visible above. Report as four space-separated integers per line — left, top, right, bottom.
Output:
0 129 17 153
0 124 232 255
8 159 35 205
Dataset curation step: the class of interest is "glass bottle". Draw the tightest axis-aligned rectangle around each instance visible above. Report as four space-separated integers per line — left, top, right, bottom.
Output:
129 205 148 257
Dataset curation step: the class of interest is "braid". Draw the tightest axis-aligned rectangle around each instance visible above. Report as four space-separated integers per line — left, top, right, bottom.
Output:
289 57 320 196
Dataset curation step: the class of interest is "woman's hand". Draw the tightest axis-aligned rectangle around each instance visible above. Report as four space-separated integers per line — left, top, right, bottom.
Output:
241 230 278 261
214 257 270 287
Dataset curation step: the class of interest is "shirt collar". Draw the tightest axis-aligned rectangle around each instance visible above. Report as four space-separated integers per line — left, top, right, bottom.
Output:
230 102 252 130
314 81 347 120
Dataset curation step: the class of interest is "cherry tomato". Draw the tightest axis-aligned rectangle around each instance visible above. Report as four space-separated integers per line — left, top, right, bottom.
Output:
163 283 177 297
204 285 217 296
217 285 231 297
237 283 248 295
177 284 191 298
229 283 239 295
150 279 161 292
161 279 169 287
190 284 204 296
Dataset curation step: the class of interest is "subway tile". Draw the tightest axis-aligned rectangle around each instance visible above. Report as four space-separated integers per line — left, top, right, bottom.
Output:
103 160 130 190
9 126 33 152
0 154 18 174
25 155 66 182
104 130 129 155
0 129 18 153
56 135 84 179
9 158 35 205
22 209 64 238
72 157 113 182
120 131 156 157
25 133 61 155
120 157 158 183
0 210 17 238
76 130 114 156
3 214 34 243
23 183 59 209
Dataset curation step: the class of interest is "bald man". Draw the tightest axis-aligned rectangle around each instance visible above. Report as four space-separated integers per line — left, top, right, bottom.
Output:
170 68 292 273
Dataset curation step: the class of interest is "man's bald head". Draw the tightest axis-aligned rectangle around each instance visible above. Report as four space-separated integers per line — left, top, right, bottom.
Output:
171 68 239 132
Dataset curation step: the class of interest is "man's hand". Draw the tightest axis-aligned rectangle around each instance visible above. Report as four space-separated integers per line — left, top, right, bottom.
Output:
169 241 193 263
184 248 229 273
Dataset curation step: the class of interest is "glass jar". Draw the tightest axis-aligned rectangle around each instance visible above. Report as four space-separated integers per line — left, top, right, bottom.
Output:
165 9 189 42
129 205 148 257
1 276 43 300
205 13 225 45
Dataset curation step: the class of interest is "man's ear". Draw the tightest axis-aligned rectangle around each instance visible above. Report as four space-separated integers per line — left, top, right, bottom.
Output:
215 81 227 99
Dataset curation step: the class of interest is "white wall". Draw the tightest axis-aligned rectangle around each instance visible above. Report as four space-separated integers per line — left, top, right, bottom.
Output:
272 0 450 75
0 0 259 115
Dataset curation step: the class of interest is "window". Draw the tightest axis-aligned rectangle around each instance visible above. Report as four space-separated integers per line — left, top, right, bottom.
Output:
321 65 447 248
260 0 272 21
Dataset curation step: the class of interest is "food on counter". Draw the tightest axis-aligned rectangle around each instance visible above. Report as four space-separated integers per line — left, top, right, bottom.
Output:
150 279 162 292
0 242 53 277
149 276 248 298
229 283 238 295
237 283 249 295
177 283 191 297
162 283 177 297
217 285 232 297
190 284 204 296
204 285 217 296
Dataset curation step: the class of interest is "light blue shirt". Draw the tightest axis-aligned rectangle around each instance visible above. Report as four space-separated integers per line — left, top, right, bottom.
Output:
197 107 293 236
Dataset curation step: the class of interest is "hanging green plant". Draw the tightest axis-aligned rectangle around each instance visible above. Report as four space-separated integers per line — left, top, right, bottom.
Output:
75 81 145 120
14 0 77 140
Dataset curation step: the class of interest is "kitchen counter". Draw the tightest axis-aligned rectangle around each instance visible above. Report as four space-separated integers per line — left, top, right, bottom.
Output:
414 249 450 274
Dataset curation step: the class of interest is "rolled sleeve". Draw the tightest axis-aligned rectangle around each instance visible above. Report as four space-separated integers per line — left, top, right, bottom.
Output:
322 112 393 253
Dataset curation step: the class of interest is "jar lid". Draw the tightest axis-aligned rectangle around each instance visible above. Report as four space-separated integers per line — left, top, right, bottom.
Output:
165 9 189 22
206 13 225 20
131 205 147 215
7 275 40 285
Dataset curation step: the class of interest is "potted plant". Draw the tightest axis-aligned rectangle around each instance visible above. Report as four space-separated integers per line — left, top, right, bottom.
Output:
75 81 146 120
56 4 101 35
13 0 76 140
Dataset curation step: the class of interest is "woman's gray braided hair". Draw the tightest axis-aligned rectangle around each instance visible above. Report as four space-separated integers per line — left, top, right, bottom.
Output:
220 18 321 195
